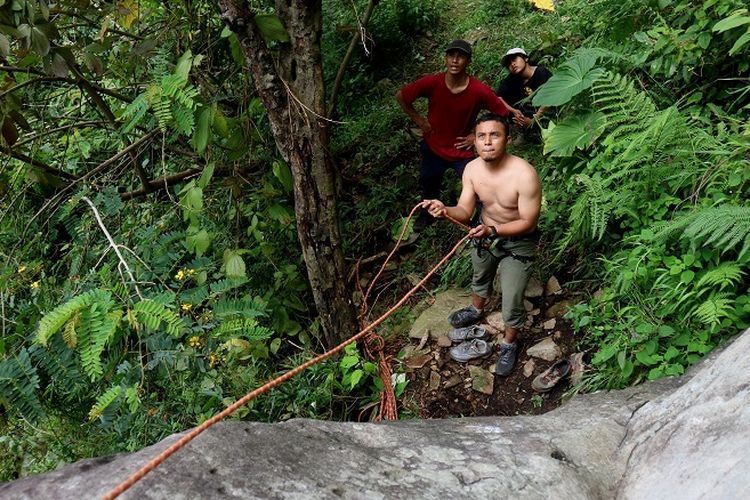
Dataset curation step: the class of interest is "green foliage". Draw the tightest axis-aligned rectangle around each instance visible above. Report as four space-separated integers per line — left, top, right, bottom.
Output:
0 349 44 422
133 299 184 337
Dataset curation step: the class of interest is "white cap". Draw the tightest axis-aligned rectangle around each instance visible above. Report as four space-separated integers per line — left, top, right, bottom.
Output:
502 47 528 67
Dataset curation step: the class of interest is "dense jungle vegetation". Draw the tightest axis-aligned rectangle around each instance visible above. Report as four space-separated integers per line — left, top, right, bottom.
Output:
1 0 749 480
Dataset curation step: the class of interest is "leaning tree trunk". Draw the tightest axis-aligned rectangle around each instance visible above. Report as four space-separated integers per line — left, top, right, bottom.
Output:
217 0 358 348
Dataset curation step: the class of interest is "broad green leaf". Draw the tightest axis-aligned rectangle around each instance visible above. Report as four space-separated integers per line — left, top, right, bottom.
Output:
664 346 680 361
728 32 750 56
270 338 281 354
617 350 626 370
0 33 9 56
712 14 750 33
272 160 293 192
197 163 215 189
533 52 605 107
223 250 246 279
542 112 606 157
175 50 193 81
193 106 213 154
254 14 290 42
186 229 210 256
212 108 229 137
116 0 139 29
349 368 364 389
593 344 617 364
339 355 359 370
30 27 50 56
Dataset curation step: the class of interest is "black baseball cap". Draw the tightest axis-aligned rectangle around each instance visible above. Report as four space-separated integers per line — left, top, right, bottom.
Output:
445 39 472 58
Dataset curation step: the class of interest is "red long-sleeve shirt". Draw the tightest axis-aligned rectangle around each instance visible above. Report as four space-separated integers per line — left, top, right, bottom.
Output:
400 73 510 161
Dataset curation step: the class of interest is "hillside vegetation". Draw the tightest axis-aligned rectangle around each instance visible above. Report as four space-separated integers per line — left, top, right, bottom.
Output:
1 0 748 479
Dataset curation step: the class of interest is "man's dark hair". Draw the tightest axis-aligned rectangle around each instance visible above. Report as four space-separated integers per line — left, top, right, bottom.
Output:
475 112 509 135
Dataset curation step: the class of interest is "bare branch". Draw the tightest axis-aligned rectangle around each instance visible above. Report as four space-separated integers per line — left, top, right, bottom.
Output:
120 167 202 200
81 196 144 300
0 145 78 180
15 120 110 148
328 0 379 117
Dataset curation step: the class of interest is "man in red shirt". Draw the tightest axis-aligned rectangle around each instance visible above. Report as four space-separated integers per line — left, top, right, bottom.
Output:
397 39 519 232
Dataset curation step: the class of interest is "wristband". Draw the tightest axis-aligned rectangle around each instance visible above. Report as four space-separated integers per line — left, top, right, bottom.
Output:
488 225 497 238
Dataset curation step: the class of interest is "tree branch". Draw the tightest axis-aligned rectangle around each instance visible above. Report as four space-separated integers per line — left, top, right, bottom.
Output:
81 196 144 300
0 145 78 180
0 66 134 103
328 0 379 117
120 168 202 200
14 120 110 148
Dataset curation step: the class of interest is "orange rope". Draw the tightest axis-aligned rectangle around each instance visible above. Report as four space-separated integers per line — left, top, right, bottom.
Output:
103 206 470 499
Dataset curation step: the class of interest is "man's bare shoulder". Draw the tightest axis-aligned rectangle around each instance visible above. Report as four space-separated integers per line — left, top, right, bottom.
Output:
507 154 540 180
463 157 485 178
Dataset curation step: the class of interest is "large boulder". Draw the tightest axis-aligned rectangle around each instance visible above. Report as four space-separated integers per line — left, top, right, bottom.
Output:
2 331 748 499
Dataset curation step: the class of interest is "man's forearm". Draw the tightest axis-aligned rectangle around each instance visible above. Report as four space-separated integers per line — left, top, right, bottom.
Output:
444 206 471 224
491 218 537 237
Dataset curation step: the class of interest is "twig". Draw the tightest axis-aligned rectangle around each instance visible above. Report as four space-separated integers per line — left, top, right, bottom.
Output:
328 0 379 117
81 196 144 300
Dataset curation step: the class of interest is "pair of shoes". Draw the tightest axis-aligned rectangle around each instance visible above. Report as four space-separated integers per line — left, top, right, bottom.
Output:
449 339 492 362
531 358 572 392
495 342 518 377
448 325 488 343
448 305 483 328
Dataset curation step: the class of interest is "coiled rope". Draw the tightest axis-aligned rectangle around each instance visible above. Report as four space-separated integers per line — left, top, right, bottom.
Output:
103 203 468 499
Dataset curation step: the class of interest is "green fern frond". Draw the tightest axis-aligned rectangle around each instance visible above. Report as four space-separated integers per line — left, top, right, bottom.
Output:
212 318 274 341
36 289 113 345
63 313 79 348
0 349 45 422
690 292 735 326
88 385 122 421
134 299 185 337
212 298 267 320
29 340 83 395
121 93 149 133
653 204 750 254
209 278 249 297
696 263 745 290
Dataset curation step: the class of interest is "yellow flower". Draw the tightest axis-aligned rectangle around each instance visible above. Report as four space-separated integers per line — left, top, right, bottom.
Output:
181 303 193 312
188 335 203 348
18 265 27 273
187 268 196 276
175 270 186 281
208 353 219 368
30 281 40 289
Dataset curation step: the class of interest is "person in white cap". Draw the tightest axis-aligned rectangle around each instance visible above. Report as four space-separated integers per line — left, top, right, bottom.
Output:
496 48 552 142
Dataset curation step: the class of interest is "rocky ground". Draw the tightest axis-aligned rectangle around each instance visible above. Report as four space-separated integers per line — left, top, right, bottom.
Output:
398 277 584 418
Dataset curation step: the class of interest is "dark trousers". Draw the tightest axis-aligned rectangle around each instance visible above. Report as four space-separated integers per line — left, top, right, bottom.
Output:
419 140 472 205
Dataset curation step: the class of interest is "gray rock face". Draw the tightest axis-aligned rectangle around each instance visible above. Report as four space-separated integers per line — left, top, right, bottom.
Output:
3 332 749 500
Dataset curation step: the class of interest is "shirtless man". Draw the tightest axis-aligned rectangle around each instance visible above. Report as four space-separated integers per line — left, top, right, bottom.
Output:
396 39 519 233
423 113 542 376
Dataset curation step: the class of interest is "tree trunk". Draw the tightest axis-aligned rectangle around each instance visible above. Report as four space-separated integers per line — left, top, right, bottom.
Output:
217 0 358 348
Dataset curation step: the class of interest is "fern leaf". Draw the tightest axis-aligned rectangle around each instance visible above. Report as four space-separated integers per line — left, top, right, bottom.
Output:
691 293 734 326
134 299 185 337
696 263 744 290
88 385 122 421
0 349 45 422
209 278 248 297
36 289 113 345
212 318 274 341
212 298 267 320
63 313 79 348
